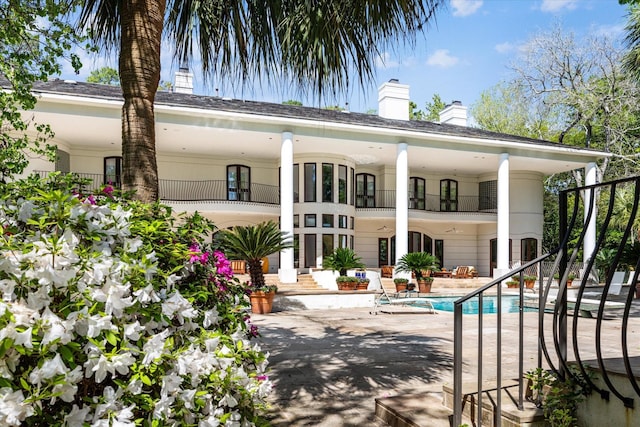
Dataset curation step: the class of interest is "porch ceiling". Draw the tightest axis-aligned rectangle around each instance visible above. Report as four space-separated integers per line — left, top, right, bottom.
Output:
33 95 594 177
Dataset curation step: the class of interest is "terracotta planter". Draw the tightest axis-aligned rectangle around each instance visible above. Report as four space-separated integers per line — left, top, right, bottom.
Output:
395 282 408 292
337 281 357 291
250 290 275 314
525 280 535 289
356 281 369 290
417 280 432 293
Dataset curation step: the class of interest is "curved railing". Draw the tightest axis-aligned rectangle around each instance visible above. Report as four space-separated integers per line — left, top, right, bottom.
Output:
452 175 640 426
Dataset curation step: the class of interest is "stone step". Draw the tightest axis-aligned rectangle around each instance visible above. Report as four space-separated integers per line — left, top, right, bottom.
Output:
375 381 544 427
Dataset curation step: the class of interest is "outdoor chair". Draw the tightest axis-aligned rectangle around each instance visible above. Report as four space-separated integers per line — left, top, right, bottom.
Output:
370 285 435 315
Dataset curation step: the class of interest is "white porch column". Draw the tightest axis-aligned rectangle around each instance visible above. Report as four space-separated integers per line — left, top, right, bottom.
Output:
495 153 510 279
278 131 297 283
395 143 409 277
584 162 597 265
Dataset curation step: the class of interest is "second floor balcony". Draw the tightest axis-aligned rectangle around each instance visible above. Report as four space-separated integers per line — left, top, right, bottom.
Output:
35 172 497 213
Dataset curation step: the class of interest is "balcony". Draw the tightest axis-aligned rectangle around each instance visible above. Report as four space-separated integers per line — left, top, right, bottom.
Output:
34 172 496 213
356 190 497 213
34 172 280 205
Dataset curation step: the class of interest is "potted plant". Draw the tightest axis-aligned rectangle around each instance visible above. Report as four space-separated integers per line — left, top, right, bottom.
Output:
393 277 409 292
506 280 519 288
356 277 370 290
336 275 358 291
395 252 440 294
248 283 278 314
524 275 537 289
553 272 577 287
323 248 365 288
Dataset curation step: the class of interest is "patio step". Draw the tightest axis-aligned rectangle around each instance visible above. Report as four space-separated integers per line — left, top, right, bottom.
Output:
375 381 545 427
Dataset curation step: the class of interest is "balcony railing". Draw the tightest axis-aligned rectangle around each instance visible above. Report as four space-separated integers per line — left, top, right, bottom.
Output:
34 171 497 212
34 172 280 204
357 190 497 213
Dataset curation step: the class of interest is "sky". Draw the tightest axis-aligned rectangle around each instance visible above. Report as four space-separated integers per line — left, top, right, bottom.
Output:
61 0 630 114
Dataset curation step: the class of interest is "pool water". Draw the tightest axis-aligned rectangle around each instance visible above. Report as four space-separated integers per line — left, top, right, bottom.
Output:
422 295 528 314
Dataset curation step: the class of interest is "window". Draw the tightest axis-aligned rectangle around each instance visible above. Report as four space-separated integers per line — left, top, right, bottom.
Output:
293 164 299 203
322 163 333 202
435 239 444 267
440 179 458 212
322 234 334 258
350 217 355 230
350 168 355 205
227 165 250 201
521 238 537 262
322 214 334 228
409 177 426 210
423 235 433 254
479 180 497 211
293 234 299 268
408 231 422 252
339 234 348 248
304 214 316 227
338 215 348 228
356 173 376 207
338 165 347 204
378 238 389 267
104 156 122 187
56 149 70 173
304 234 317 268
304 163 316 202
293 215 299 228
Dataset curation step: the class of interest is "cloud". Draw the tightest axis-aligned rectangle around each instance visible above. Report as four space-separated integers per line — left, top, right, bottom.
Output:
540 0 578 13
375 52 400 70
426 49 459 68
494 42 514 54
451 0 483 17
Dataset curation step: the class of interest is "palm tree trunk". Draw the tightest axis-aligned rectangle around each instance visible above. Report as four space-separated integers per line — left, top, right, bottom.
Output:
119 0 165 202
248 259 265 289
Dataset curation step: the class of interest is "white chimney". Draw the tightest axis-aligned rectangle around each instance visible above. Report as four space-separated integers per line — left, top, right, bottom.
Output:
439 101 468 126
174 67 193 94
378 79 410 121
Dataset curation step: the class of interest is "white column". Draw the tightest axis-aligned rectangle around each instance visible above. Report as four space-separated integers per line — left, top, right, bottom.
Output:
395 143 409 277
278 131 297 283
584 162 597 265
495 153 510 278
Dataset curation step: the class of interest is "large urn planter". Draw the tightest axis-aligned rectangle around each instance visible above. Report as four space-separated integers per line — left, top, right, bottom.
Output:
250 290 275 314
417 278 433 293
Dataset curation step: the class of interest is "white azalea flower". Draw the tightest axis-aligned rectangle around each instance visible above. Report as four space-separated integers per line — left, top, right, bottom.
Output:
29 353 69 386
198 415 221 427
0 387 34 426
41 307 73 346
63 404 91 426
162 291 197 323
141 330 170 366
133 284 161 305
202 308 219 328
124 321 143 341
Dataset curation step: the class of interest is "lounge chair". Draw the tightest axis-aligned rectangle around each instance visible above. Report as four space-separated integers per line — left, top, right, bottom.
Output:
452 266 470 279
370 285 435 315
583 271 625 298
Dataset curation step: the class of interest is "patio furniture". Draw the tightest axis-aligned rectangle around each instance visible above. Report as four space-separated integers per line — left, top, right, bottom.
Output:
452 266 471 279
231 260 246 274
381 265 394 278
370 285 435 315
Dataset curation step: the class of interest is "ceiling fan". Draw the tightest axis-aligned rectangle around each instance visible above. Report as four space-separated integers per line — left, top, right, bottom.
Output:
445 227 463 234
377 225 390 231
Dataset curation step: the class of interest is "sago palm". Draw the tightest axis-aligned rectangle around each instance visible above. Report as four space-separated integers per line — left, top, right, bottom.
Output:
218 220 293 289
76 0 445 202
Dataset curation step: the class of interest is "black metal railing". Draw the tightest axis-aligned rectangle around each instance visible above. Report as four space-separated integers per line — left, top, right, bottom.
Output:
452 175 640 426
357 190 496 213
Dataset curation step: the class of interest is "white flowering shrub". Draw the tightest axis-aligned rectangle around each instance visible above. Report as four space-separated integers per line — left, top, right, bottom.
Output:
0 174 272 426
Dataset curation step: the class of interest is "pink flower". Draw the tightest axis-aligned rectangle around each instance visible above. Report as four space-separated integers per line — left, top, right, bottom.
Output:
214 251 233 279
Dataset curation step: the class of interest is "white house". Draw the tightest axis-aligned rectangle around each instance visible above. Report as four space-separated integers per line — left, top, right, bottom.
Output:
18 77 607 283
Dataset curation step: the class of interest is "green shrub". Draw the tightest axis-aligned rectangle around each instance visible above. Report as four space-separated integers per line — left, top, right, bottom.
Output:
0 173 272 426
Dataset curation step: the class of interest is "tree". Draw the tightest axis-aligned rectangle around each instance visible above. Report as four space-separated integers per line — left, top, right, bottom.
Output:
217 220 293 289
87 66 120 85
0 1 83 181
510 23 640 185
77 0 445 202
409 94 446 121
471 81 556 140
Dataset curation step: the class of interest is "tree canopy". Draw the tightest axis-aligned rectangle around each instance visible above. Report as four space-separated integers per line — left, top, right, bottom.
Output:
0 1 84 181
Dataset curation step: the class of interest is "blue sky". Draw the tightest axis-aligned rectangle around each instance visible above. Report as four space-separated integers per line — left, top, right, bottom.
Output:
62 0 629 114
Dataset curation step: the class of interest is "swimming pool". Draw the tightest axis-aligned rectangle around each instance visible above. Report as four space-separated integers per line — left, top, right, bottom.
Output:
422 295 529 314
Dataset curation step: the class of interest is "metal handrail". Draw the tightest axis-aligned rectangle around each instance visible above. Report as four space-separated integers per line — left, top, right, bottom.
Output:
452 175 640 425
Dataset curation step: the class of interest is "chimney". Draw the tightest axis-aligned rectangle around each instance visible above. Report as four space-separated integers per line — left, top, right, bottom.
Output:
378 79 410 120
439 101 468 126
174 66 193 94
